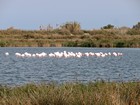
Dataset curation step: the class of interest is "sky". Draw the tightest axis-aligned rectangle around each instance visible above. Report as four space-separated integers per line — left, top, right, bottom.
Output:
0 0 140 30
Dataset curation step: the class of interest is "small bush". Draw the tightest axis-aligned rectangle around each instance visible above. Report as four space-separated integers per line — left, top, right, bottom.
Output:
36 40 44 47
0 41 9 47
23 34 35 39
101 24 114 29
133 22 140 29
115 41 125 47
57 29 71 35
62 41 78 47
60 21 82 34
127 29 140 35
80 39 96 47
89 30 116 35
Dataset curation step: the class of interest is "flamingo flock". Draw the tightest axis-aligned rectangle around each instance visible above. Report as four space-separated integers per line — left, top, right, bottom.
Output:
5 51 123 58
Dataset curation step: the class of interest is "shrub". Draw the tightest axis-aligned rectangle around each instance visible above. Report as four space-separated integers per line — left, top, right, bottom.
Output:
127 29 140 35
36 40 44 47
62 41 78 47
98 39 113 47
133 22 140 29
23 34 35 39
89 30 116 35
57 29 71 35
115 41 125 47
101 24 114 29
80 39 96 47
60 21 82 34
0 41 9 47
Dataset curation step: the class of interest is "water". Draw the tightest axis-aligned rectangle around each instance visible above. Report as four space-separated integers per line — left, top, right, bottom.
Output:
0 47 140 86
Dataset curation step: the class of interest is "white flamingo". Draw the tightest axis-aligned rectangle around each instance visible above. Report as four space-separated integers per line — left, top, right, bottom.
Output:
13 51 123 58
5 52 9 56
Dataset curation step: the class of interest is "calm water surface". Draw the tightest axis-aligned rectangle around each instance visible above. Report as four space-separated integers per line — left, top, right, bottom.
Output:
0 47 140 86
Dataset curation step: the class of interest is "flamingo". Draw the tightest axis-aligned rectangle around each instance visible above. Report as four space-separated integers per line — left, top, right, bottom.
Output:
5 52 9 56
113 52 118 56
13 51 123 58
15 53 21 57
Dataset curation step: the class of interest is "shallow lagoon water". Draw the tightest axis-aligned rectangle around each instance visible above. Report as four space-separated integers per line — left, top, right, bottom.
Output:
0 47 140 86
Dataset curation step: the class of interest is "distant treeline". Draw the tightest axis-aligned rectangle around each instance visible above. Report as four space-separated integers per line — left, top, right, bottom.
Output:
0 22 140 47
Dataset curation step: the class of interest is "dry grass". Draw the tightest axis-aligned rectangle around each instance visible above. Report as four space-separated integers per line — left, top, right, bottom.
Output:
0 28 140 47
0 82 140 105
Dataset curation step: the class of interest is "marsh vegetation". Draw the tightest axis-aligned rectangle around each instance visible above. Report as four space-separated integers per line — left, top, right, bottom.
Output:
1 82 140 105
0 22 140 47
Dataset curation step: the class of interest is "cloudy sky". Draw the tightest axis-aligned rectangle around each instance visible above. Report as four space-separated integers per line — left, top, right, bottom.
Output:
0 0 140 30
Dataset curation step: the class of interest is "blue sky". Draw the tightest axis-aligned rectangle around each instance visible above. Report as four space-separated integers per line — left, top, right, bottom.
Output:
0 0 140 30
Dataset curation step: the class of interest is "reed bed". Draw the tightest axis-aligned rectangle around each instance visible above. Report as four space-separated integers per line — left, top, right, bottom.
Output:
0 82 140 105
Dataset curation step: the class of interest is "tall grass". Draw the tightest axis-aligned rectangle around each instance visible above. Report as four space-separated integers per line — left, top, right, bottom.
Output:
0 82 140 105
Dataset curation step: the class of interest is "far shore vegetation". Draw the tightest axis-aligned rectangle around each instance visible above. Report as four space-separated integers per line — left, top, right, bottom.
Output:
0 22 140 47
1 82 140 105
